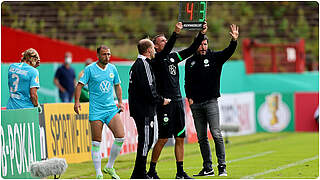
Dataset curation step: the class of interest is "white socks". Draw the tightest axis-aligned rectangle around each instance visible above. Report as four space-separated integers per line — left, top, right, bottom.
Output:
106 138 125 168
91 141 103 176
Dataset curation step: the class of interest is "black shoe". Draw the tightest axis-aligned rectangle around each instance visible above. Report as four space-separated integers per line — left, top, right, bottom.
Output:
130 172 151 179
176 171 193 179
147 171 160 179
193 168 215 177
217 164 227 176
145 174 151 179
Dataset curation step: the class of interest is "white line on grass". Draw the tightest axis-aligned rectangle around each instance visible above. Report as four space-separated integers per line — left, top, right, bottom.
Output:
226 151 274 164
242 155 319 179
181 151 275 170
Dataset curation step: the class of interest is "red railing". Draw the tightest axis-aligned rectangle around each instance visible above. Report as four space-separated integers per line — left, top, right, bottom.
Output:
242 38 305 74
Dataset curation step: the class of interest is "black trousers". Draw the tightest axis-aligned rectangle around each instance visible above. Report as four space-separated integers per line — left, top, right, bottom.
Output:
131 115 156 179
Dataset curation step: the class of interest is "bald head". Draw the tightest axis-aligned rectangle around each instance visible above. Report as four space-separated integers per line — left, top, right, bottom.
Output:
137 39 155 59
138 39 154 54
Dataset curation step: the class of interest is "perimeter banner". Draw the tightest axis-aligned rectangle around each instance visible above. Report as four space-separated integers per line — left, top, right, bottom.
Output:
185 92 256 143
1 108 41 179
42 102 139 162
43 103 91 163
255 92 294 132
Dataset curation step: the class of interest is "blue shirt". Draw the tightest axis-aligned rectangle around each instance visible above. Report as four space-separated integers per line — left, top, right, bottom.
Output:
54 65 75 94
7 63 40 109
79 62 121 119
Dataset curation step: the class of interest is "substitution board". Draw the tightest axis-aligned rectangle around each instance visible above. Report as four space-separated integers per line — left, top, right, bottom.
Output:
178 1 207 30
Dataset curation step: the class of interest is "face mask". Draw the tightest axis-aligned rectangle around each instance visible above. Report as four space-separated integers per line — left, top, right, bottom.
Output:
65 57 72 64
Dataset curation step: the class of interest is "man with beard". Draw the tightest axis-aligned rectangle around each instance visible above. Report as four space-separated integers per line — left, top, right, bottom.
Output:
74 45 125 179
185 24 239 177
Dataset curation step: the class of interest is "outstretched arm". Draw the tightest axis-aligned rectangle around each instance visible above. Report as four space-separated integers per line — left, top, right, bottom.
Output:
215 24 239 64
178 22 208 61
155 22 183 59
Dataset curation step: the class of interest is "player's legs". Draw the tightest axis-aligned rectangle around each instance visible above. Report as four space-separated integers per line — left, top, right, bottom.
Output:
206 99 225 165
206 99 227 176
131 115 155 179
90 120 104 179
107 112 125 138
151 138 168 162
174 137 184 161
147 103 173 178
104 112 124 179
174 101 192 179
174 101 187 162
190 103 213 170
147 138 168 178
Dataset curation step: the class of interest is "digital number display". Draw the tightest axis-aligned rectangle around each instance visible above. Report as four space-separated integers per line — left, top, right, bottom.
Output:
178 1 207 30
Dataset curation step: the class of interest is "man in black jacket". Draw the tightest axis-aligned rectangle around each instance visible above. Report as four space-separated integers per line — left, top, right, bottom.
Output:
147 22 208 179
185 24 239 177
129 37 172 178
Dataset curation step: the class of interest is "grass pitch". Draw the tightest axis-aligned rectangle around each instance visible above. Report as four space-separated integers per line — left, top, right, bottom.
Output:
62 132 319 179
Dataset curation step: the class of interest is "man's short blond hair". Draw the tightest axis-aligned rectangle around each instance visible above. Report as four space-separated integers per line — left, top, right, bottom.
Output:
137 39 153 55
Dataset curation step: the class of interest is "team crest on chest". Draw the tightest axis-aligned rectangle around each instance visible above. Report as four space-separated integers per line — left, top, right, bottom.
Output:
109 72 114 78
168 64 176 75
204 59 210 67
190 61 196 67
170 58 175 62
100 80 111 93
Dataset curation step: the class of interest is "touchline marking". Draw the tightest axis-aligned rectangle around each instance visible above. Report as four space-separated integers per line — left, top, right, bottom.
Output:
242 155 319 179
224 151 274 164
181 151 275 170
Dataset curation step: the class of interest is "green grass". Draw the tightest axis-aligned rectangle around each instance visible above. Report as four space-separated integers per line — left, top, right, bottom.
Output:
62 132 319 179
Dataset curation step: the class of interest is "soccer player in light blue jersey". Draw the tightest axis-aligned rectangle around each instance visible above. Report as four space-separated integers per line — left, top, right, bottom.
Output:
7 48 41 112
74 45 125 179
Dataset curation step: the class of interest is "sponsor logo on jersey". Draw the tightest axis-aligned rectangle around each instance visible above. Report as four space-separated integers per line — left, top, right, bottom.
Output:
99 80 111 93
168 64 176 75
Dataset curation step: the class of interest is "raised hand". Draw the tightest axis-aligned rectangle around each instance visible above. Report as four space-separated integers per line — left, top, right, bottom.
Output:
201 21 208 34
175 22 183 34
229 24 239 41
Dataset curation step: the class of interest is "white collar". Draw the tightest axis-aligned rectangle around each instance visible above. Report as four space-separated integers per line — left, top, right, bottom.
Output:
95 62 108 71
138 54 147 61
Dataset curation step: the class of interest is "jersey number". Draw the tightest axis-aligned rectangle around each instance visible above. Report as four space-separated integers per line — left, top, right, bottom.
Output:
10 73 19 93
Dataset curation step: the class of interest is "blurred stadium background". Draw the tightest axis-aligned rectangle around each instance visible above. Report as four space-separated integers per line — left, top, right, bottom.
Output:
1 1 319 179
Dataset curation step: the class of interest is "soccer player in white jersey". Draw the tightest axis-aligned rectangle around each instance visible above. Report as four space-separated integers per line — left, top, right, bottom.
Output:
7 48 41 112
74 45 125 179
